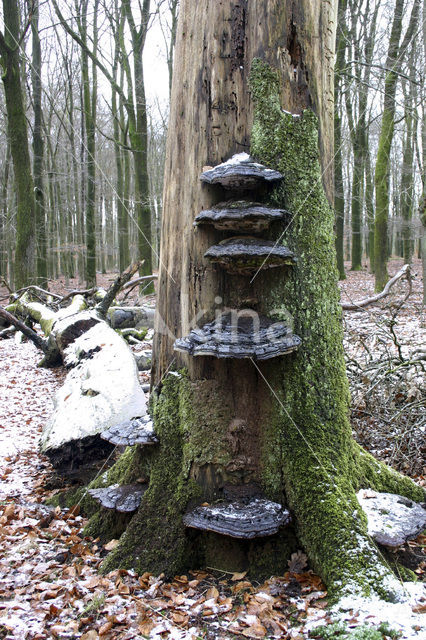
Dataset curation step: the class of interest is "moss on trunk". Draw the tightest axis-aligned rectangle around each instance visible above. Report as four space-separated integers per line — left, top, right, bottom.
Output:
248 58 425 600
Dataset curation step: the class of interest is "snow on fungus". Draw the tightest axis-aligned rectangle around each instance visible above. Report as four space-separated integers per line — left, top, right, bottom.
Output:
200 154 283 190
174 310 301 360
183 496 291 538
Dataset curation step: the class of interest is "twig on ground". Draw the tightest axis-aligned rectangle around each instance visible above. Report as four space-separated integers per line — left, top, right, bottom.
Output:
341 264 411 310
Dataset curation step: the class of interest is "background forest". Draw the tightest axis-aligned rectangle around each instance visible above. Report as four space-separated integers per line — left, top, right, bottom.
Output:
0 0 424 297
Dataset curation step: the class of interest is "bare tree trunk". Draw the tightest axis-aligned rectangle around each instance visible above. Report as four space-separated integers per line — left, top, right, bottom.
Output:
0 0 36 289
421 0 426 304
30 0 47 287
374 0 421 291
400 46 416 265
334 0 347 280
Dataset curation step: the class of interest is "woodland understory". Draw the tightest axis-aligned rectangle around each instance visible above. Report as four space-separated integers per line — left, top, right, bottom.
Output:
0 259 425 640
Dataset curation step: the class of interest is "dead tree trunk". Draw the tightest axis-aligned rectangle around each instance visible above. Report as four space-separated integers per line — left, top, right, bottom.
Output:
87 0 425 601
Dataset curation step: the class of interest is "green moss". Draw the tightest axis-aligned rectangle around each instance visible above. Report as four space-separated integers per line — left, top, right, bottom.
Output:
248 58 423 600
310 622 402 640
116 327 148 342
353 444 425 502
81 445 155 541
84 509 132 542
100 372 203 576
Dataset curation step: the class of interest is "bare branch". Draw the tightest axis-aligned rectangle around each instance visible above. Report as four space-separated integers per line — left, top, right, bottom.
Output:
341 264 411 310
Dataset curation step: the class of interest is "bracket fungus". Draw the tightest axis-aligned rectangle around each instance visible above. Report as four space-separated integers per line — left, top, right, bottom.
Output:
88 483 147 513
204 236 295 274
174 311 301 360
101 415 158 447
183 496 291 539
200 153 282 191
194 201 289 232
357 489 426 548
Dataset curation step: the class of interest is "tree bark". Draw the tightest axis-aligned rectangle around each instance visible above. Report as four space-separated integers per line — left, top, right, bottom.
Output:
78 0 99 287
0 0 36 289
334 0 347 280
86 0 424 601
30 0 48 288
400 50 415 265
422 0 426 304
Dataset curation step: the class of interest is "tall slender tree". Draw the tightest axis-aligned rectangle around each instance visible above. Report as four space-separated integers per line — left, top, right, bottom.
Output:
344 0 379 271
0 0 36 288
30 0 47 287
374 0 420 290
334 0 347 280
52 0 154 285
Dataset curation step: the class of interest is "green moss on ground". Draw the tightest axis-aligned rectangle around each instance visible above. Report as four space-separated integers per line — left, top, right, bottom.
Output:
310 621 402 639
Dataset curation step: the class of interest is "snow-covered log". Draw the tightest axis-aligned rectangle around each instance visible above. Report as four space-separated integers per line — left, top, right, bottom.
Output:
5 266 148 479
40 319 147 478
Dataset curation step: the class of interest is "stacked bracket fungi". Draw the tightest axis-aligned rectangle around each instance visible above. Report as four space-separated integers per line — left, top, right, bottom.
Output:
174 311 301 359
175 153 301 539
87 415 159 515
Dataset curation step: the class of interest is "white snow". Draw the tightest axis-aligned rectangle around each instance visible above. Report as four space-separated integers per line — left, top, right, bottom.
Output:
357 489 426 547
211 152 278 174
219 152 251 166
40 321 146 452
331 582 426 638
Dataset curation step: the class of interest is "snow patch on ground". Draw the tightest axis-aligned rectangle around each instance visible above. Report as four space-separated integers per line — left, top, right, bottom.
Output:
331 582 426 638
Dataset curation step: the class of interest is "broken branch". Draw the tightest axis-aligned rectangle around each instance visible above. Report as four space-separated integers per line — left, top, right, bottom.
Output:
340 264 411 311
0 305 49 354
96 261 143 319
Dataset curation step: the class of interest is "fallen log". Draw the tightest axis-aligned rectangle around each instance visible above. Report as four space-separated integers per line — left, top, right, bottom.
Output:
4 265 148 479
40 319 147 480
0 305 50 354
341 264 411 311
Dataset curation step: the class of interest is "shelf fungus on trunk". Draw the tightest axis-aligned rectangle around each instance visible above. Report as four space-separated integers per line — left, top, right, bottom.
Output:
88 483 148 513
101 415 158 447
204 237 295 274
183 497 291 539
200 153 282 191
357 489 426 548
194 201 289 232
174 310 301 360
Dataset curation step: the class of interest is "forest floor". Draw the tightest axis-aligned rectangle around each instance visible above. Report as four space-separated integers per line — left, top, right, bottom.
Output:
0 259 425 640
